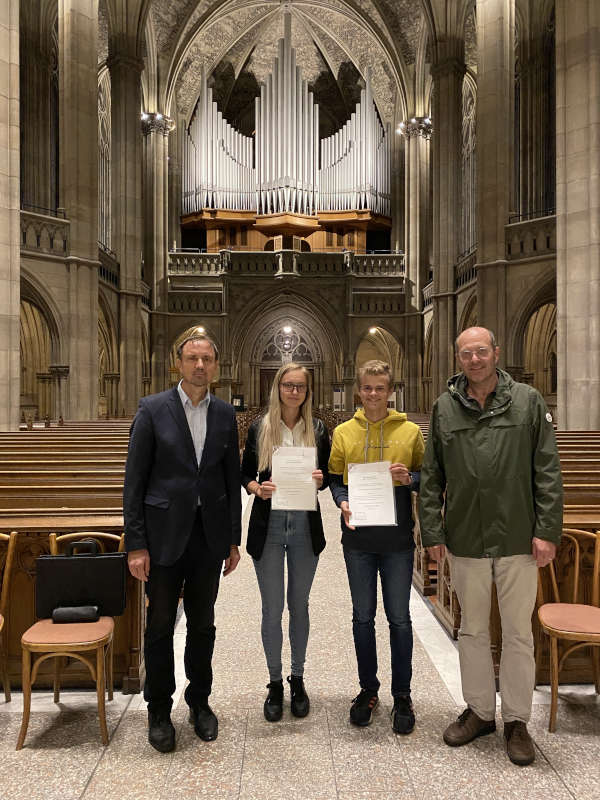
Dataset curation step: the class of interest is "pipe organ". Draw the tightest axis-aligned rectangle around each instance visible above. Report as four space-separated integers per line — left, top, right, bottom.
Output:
182 13 390 227
320 81 391 217
183 67 254 214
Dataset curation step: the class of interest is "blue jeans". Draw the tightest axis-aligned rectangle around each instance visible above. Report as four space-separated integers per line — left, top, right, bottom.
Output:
253 510 319 681
343 547 414 698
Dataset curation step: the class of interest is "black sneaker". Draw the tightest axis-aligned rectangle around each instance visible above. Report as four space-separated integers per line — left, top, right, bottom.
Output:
264 680 284 722
391 695 415 734
349 690 379 726
287 675 310 718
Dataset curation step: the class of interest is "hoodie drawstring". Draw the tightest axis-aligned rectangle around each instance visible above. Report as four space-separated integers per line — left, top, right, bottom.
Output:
363 420 385 462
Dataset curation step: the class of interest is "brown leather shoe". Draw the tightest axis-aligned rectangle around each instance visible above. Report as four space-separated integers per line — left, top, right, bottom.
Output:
504 721 535 766
443 707 496 747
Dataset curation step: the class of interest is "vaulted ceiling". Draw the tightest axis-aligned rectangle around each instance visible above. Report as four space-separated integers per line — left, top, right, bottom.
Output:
138 0 429 128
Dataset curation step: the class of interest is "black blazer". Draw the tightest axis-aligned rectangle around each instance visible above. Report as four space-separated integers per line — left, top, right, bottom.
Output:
241 417 331 560
123 388 242 566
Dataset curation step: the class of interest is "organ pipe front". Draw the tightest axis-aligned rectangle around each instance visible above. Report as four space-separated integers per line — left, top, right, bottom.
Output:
182 12 390 222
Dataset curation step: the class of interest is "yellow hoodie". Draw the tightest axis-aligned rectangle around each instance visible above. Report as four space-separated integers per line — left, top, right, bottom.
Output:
329 408 425 485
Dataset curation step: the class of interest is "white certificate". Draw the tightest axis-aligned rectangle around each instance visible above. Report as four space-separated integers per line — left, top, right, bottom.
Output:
271 446 317 511
347 461 396 527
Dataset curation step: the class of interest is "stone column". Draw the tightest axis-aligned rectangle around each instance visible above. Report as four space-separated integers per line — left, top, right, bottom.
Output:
431 48 465 396
49 365 70 420
143 113 172 393
59 0 100 419
556 1 600 428
109 52 143 413
168 119 184 251
403 118 431 410
0 0 20 431
475 0 515 352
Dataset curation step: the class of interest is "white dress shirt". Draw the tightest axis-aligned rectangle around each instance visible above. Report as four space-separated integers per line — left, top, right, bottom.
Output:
280 417 306 447
177 381 210 466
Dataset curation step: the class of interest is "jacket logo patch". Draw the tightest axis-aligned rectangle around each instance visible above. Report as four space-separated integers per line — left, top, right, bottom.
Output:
546 412 553 423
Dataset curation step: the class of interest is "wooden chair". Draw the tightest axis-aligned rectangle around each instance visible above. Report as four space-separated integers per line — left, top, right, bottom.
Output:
16 531 125 750
0 532 18 702
537 528 600 732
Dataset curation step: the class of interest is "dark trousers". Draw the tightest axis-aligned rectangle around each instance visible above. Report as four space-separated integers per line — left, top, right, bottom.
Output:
343 547 414 698
144 512 222 714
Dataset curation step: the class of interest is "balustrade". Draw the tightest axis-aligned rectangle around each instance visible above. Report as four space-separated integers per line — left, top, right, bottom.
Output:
20 210 70 257
505 214 556 260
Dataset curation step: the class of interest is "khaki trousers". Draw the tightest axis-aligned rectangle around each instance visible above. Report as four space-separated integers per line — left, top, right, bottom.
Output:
450 552 538 724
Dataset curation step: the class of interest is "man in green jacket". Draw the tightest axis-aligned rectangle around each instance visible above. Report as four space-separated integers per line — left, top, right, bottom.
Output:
419 327 562 767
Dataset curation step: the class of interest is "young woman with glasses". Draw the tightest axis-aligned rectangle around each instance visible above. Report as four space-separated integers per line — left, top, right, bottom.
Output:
241 362 331 721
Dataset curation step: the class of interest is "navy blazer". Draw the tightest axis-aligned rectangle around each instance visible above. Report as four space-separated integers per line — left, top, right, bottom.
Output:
123 388 242 566
241 417 331 560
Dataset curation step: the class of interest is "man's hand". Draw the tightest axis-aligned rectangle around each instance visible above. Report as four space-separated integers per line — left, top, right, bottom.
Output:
257 480 276 500
340 500 355 530
128 548 150 582
312 469 324 489
223 545 241 576
428 544 446 563
390 462 411 485
532 537 556 568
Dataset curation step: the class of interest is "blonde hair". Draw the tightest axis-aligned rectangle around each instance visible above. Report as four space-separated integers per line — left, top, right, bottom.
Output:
356 359 393 391
257 363 316 472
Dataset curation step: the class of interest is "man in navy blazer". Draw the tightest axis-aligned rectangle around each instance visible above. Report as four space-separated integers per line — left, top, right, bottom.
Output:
124 334 241 753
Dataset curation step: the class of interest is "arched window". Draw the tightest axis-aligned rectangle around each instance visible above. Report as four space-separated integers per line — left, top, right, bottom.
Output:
262 326 314 364
98 69 111 249
461 78 477 255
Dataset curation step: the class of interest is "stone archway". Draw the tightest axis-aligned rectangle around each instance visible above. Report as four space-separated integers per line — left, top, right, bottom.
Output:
20 274 64 421
355 326 405 410
231 293 341 410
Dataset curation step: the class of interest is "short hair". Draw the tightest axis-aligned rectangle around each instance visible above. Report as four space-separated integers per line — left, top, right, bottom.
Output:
455 327 497 351
176 334 219 361
356 359 393 390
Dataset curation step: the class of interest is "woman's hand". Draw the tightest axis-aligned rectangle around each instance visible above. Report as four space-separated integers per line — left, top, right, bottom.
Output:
312 469 324 489
257 480 276 499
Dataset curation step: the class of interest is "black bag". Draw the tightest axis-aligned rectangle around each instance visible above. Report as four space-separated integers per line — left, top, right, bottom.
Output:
52 605 99 623
35 539 127 619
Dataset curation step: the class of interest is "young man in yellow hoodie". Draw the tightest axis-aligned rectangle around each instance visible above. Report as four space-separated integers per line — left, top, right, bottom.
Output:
329 360 425 733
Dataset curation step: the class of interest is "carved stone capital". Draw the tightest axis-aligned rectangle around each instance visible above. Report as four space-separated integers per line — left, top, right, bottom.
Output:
398 117 433 140
430 57 467 80
141 112 175 137
49 365 70 379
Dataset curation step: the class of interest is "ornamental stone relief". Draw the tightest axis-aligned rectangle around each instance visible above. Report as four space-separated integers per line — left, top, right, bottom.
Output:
98 0 109 64
464 9 478 71
378 0 422 66
152 0 201 53
176 6 272 114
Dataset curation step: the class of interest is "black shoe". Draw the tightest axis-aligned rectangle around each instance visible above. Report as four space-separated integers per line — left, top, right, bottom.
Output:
349 690 379 726
189 704 218 741
391 695 415 735
148 710 175 753
264 680 284 722
287 675 310 718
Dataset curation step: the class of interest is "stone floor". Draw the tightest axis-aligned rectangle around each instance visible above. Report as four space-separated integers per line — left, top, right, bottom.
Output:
1 492 599 800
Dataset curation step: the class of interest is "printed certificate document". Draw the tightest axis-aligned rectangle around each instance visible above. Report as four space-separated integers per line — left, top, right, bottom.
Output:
347 461 396 527
271 446 317 511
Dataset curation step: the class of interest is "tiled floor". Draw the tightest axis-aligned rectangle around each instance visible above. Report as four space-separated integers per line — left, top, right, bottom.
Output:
2 492 599 800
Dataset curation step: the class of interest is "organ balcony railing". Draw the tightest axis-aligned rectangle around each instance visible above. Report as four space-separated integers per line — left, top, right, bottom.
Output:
167 250 405 279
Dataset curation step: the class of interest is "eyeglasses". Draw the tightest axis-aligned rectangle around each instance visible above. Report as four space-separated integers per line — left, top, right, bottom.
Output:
280 382 308 393
359 385 389 395
458 347 493 361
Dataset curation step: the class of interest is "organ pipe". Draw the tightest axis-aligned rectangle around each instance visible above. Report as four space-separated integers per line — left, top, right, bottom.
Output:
182 13 390 218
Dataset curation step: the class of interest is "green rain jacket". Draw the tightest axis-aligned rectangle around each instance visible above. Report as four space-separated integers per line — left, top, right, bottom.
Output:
419 368 563 558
